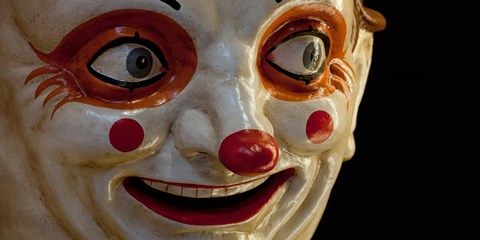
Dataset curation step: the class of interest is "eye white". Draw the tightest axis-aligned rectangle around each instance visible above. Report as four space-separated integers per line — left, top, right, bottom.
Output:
90 43 164 83
267 35 327 76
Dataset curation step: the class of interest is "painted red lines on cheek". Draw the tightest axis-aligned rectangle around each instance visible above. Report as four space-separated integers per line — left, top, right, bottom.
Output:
306 110 333 144
109 118 145 152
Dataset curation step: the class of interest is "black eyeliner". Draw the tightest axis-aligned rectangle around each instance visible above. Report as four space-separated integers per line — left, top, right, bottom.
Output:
160 0 181 10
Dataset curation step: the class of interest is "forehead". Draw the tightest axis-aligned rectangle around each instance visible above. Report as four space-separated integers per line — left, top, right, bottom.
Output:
182 0 353 35
10 0 353 52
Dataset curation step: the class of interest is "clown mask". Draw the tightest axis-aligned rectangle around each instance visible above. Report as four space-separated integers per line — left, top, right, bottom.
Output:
0 0 385 239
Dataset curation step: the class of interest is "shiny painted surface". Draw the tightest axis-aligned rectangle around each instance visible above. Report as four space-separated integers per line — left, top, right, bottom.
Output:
219 129 279 176
0 0 385 239
25 9 197 114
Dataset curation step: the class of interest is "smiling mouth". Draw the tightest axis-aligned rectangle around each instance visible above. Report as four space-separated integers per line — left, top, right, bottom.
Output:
123 168 295 225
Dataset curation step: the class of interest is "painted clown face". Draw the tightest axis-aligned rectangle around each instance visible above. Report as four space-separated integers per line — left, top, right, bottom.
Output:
0 0 385 239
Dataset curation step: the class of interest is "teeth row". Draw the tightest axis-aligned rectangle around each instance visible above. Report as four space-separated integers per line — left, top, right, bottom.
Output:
141 177 268 198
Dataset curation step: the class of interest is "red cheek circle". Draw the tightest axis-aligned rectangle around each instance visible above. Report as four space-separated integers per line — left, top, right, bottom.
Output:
306 110 334 144
109 118 145 152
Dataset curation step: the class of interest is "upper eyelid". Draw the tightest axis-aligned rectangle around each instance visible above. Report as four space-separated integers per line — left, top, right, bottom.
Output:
87 41 169 90
87 35 170 73
264 29 330 56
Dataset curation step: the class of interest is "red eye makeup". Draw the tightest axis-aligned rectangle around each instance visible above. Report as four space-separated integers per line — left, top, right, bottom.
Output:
257 3 354 103
25 9 197 116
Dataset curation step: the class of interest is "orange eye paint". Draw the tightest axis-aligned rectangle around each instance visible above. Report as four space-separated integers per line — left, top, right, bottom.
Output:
25 9 197 117
257 3 354 103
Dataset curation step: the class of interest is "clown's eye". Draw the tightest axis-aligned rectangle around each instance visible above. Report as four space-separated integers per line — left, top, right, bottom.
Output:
87 36 168 89
265 31 330 83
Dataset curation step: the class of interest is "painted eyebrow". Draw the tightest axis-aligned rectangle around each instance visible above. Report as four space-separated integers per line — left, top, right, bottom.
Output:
160 0 181 10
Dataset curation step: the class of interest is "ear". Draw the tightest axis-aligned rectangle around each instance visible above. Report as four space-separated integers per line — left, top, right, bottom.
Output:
343 29 374 161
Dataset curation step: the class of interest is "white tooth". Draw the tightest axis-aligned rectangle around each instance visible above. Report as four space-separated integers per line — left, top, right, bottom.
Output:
225 185 237 196
252 177 267 189
166 185 182 196
211 188 227 198
196 188 212 198
149 181 168 192
226 183 244 196
141 176 270 198
182 187 197 198
141 179 152 187
243 181 256 192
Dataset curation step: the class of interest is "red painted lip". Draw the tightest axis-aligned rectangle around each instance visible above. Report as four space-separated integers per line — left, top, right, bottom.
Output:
123 168 295 225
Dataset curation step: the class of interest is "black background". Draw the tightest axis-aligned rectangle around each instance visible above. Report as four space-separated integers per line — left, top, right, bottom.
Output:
312 1 462 238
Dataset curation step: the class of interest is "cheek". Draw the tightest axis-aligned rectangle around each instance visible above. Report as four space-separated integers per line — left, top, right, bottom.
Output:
29 104 172 165
265 91 348 154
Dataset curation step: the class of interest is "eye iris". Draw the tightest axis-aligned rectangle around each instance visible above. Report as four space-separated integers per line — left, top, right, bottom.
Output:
127 48 153 78
303 42 321 71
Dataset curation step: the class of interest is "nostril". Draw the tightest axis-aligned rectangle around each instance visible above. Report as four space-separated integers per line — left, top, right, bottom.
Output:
218 129 279 176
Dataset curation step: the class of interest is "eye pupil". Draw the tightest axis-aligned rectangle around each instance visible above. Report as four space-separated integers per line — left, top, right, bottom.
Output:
136 56 148 69
127 48 153 78
303 42 321 71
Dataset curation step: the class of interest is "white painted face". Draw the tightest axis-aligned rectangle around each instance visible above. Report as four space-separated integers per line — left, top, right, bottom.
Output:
0 0 384 239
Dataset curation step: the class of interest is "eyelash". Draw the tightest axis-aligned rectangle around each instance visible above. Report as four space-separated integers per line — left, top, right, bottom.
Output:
25 62 78 117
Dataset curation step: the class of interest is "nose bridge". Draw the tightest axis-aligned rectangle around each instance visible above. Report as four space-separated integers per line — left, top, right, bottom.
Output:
173 28 279 176
204 31 252 81
202 32 272 140
214 83 270 138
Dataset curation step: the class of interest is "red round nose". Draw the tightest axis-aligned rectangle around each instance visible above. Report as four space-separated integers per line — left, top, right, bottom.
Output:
218 129 279 176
